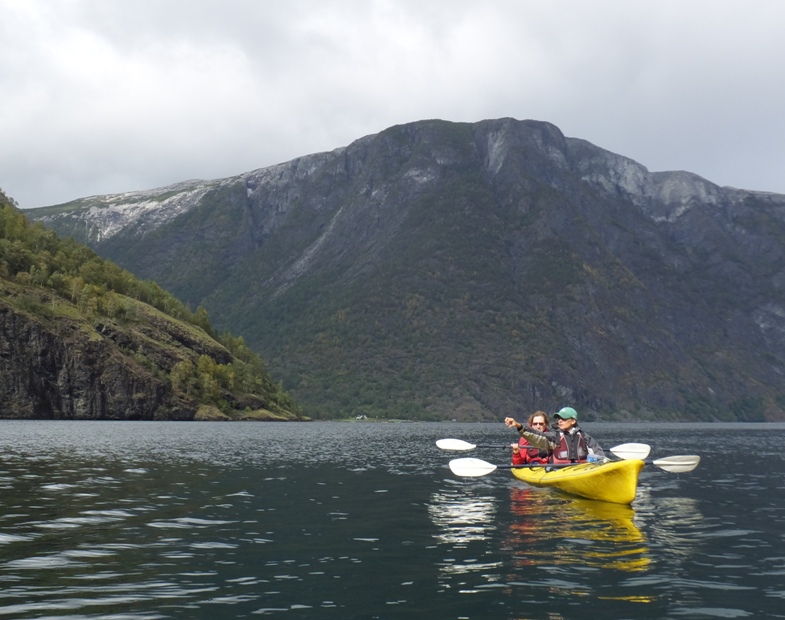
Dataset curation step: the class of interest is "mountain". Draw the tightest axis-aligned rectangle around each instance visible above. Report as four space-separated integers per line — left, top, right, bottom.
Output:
0 192 303 421
26 118 785 421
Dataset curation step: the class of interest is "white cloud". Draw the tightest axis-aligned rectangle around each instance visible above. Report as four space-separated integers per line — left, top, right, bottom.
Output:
2 0 784 207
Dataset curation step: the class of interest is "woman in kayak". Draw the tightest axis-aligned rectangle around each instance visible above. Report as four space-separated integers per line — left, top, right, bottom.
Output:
505 406 605 464
510 411 552 465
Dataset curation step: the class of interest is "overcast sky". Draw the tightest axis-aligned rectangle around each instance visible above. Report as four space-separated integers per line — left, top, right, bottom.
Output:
2 0 784 208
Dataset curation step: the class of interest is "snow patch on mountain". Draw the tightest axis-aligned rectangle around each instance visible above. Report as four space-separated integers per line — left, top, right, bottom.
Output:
36 180 220 242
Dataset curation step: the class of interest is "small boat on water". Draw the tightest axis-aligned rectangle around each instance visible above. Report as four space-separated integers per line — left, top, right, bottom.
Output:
444 441 698 504
510 459 645 505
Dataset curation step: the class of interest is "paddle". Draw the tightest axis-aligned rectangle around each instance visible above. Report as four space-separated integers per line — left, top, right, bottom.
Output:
448 457 574 477
651 455 701 473
608 444 702 473
609 443 651 460
448 454 700 477
436 438 651 460
436 438 516 451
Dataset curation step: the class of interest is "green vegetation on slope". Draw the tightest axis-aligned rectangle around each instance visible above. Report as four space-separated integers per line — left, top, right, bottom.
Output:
0 192 300 420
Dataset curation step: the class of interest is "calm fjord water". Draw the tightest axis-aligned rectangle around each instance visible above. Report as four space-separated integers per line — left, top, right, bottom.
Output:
0 420 783 619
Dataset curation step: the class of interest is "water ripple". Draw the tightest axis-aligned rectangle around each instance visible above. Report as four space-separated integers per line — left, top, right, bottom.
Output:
0 421 783 618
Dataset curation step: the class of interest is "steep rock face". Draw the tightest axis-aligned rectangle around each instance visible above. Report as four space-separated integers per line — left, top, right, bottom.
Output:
27 118 785 420
0 277 271 420
0 301 189 419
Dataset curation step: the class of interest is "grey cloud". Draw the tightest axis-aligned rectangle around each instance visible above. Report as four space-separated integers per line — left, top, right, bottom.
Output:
2 0 784 208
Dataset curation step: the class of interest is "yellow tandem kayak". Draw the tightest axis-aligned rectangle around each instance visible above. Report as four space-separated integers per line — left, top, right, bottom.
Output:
511 459 645 504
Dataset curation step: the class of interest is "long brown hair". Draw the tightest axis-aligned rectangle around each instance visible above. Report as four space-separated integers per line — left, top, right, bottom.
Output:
527 411 549 426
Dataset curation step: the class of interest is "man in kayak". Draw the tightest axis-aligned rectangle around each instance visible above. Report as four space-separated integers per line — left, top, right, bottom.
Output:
510 411 552 465
505 406 605 464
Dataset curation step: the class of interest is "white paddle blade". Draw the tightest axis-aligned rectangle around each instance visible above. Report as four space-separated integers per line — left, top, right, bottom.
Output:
610 442 651 460
436 438 477 451
652 455 701 473
448 457 499 477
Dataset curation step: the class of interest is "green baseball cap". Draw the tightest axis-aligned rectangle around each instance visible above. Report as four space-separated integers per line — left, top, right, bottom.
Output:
554 406 578 420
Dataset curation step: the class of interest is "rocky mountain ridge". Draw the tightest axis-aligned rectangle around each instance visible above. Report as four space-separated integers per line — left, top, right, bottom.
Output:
27 118 785 421
34 124 774 243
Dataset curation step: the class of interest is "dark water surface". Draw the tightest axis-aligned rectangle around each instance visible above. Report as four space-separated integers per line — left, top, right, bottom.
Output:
0 420 784 619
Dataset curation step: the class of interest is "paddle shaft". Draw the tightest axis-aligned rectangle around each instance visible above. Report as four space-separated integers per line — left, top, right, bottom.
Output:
436 438 651 460
449 452 698 477
496 462 577 470
501 456 695 473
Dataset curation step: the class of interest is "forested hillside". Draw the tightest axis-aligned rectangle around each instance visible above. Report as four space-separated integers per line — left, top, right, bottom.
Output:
0 190 302 420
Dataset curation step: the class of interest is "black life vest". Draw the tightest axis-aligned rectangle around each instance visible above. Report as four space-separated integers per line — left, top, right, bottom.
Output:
551 429 589 464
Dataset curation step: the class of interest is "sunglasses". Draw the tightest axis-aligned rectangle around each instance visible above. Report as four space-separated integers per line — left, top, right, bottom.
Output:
531 421 547 426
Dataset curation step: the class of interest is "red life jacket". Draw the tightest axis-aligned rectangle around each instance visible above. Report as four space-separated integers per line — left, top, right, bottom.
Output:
551 430 589 464
513 437 550 465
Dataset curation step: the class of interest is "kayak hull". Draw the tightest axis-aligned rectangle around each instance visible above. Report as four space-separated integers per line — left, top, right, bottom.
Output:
511 459 644 504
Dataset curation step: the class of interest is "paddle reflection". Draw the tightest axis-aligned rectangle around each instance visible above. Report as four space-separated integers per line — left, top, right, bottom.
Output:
505 487 651 572
631 486 705 561
428 488 497 547
428 488 504 577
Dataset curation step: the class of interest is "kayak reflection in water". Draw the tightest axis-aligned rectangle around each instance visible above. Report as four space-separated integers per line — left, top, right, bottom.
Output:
510 411 552 465
505 406 605 464
505 486 651 572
